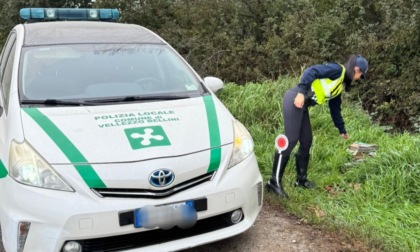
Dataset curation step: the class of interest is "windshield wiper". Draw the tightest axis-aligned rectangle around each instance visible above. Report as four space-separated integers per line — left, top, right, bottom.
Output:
124 95 192 101
21 99 95 106
86 95 192 103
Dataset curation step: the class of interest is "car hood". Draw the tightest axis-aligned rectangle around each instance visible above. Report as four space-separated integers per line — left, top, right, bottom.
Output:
21 96 234 164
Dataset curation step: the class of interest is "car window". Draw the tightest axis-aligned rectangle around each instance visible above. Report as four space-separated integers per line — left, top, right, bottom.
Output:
1 36 17 113
19 44 204 101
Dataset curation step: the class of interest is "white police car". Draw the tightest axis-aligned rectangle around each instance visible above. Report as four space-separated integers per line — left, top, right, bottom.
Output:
0 8 262 252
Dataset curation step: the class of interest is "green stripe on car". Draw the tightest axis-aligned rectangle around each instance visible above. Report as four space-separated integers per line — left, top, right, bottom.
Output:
24 108 106 188
203 95 221 172
0 160 7 178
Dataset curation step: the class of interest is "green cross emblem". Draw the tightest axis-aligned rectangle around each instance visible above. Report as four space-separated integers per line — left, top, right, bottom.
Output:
124 126 171 150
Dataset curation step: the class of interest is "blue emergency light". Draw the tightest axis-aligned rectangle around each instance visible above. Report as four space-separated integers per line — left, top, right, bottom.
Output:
20 8 120 21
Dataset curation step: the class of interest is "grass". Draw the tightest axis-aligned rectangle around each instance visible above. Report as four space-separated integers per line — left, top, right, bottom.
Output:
216 78 420 252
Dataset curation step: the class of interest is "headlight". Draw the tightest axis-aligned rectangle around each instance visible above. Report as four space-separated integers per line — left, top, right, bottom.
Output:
228 120 254 168
9 140 74 192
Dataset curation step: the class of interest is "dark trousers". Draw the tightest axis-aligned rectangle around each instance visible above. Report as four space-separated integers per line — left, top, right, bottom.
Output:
281 86 313 157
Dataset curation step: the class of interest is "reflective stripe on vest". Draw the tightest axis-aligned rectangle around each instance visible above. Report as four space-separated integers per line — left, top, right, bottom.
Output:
311 65 345 104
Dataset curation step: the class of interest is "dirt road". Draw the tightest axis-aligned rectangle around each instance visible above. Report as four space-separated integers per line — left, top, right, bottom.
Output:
185 200 371 252
0 200 370 252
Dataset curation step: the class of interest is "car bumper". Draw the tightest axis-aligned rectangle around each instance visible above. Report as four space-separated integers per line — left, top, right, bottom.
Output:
0 154 262 252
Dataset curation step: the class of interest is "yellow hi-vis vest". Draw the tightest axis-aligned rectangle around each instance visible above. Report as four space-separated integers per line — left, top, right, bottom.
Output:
311 65 346 105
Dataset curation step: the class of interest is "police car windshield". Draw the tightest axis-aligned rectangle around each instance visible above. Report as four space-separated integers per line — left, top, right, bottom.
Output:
19 44 205 102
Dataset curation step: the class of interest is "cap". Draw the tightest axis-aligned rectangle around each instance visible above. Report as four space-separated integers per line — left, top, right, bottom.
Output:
356 55 368 79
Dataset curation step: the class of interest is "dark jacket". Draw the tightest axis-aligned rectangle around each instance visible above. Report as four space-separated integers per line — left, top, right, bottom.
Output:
297 63 352 134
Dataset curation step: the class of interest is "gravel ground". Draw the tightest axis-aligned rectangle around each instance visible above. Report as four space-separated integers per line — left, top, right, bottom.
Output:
184 200 372 252
0 200 372 252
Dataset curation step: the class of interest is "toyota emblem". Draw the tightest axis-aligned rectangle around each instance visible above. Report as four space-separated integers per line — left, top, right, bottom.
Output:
149 169 175 187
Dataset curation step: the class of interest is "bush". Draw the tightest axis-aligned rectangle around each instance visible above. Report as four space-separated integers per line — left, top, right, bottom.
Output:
1 0 419 132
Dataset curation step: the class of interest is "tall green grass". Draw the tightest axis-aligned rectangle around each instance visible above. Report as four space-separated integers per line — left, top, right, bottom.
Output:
217 79 420 252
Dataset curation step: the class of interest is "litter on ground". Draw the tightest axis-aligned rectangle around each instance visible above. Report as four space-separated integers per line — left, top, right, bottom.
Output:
346 142 378 162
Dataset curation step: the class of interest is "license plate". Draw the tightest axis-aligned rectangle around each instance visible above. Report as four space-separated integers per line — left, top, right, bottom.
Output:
134 200 197 230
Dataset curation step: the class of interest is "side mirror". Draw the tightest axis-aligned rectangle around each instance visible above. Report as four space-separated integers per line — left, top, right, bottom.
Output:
203 77 224 93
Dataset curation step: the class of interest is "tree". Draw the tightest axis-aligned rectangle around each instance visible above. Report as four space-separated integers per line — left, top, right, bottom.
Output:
1 0 418 131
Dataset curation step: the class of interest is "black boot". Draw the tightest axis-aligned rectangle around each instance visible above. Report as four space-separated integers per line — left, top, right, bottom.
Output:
294 152 316 188
266 152 290 198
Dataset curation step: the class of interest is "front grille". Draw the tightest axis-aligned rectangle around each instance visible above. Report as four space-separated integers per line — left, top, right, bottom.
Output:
91 171 215 199
62 209 243 252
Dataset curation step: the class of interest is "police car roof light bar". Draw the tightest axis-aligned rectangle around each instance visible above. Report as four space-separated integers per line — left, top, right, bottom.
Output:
19 8 120 21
